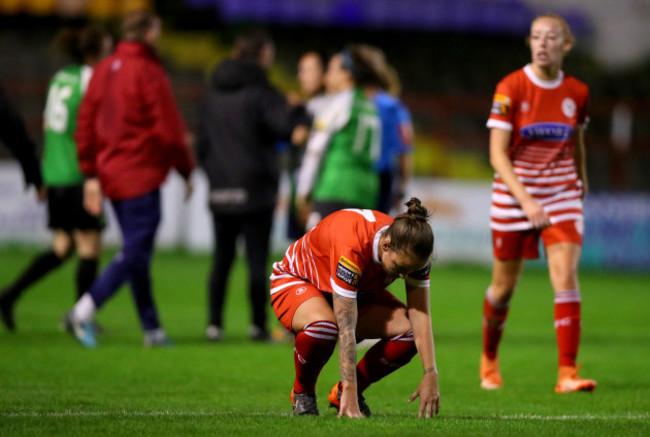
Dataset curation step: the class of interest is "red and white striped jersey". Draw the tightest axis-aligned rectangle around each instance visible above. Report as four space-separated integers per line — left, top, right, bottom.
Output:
270 209 430 298
486 64 589 232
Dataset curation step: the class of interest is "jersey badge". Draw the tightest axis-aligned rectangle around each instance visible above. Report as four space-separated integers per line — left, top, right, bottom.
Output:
491 94 511 116
562 98 576 118
336 256 361 288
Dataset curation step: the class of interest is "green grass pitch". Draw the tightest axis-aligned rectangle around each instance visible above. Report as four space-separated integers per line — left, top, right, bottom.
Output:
1 247 649 436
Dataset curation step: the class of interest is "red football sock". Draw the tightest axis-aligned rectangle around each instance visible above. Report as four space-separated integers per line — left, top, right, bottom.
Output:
356 330 417 393
482 287 509 360
293 320 338 393
554 290 581 368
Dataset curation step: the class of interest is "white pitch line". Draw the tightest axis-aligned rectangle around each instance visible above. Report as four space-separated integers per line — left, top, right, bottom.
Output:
1 410 290 418
497 414 649 421
1 411 648 420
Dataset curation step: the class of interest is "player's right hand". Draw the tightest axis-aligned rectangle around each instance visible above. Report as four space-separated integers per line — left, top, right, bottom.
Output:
521 198 550 229
83 178 103 217
339 391 363 419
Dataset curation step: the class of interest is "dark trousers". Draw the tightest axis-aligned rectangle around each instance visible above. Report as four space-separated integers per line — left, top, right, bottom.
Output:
377 170 395 214
89 190 162 331
208 208 273 331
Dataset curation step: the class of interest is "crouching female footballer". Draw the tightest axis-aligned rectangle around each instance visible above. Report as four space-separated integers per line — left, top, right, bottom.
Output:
270 198 440 418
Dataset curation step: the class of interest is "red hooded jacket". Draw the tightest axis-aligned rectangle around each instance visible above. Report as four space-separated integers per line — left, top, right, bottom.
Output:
76 41 194 200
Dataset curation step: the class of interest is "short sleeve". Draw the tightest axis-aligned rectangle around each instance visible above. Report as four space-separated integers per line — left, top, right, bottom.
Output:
486 77 517 131
314 91 352 135
329 245 365 298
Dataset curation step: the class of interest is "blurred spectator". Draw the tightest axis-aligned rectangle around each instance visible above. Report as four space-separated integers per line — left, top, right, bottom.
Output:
63 10 195 348
296 45 381 230
0 25 113 332
286 49 330 240
196 30 303 342
0 82 43 194
359 45 415 214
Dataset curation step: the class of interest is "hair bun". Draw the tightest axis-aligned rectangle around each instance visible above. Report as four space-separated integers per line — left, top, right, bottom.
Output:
404 197 430 219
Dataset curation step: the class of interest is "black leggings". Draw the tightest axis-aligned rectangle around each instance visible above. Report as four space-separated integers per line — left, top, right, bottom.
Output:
208 209 274 331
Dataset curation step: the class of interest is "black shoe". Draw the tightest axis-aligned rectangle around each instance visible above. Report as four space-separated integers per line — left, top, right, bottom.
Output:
291 389 319 416
0 293 15 331
249 325 271 342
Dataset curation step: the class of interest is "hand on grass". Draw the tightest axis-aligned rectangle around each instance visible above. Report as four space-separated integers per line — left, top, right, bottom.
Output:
408 370 440 418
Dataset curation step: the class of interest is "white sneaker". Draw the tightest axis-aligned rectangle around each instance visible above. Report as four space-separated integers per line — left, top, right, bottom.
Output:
206 325 224 342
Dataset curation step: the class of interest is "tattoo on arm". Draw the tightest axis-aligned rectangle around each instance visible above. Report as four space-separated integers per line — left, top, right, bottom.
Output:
333 292 358 384
424 366 437 374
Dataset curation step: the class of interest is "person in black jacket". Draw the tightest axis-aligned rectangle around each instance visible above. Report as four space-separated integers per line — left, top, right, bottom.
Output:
0 81 44 194
196 30 302 342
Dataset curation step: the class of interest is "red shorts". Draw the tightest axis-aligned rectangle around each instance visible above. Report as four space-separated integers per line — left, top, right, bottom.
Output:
270 276 402 331
492 219 584 260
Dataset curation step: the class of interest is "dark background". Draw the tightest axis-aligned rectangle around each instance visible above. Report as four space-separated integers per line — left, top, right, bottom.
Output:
1 0 648 191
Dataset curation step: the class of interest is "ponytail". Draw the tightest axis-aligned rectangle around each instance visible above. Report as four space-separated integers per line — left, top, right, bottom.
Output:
384 197 434 260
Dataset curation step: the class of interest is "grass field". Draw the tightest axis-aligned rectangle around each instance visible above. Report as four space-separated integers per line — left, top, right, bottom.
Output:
1 247 649 436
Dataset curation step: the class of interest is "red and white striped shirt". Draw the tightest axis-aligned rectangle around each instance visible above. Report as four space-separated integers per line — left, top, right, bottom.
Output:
487 64 589 232
270 209 430 299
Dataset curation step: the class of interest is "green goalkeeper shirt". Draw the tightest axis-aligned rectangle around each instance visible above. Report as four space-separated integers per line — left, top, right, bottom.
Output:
42 64 92 186
297 88 380 208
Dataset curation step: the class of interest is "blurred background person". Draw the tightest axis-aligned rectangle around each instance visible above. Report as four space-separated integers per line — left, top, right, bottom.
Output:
0 82 43 198
196 30 304 342
0 25 112 332
296 44 381 230
386 66 415 213
359 45 415 214
480 14 596 393
63 10 195 348
285 49 330 240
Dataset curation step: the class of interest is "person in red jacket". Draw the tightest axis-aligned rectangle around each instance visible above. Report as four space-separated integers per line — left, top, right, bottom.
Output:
63 10 194 348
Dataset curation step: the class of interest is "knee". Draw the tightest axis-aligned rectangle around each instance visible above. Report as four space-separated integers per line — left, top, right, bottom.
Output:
53 238 74 260
118 249 150 270
75 234 101 258
299 321 339 362
387 330 418 365
489 281 517 305
550 268 579 291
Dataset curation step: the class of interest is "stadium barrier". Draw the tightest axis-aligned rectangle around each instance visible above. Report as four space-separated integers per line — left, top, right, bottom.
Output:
1 162 647 270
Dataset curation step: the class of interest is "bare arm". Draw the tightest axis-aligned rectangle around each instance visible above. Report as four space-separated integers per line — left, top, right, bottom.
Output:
405 285 440 418
332 292 362 418
573 126 588 198
489 127 550 229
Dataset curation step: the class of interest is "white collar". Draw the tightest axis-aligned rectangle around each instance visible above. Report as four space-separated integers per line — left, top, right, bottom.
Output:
373 226 388 264
523 64 564 89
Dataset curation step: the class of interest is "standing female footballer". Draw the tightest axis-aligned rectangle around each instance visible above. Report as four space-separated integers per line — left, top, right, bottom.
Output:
270 198 440 418
0 25 112 331
480 14 596 393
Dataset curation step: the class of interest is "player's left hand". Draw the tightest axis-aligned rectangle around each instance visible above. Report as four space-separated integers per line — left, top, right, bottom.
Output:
408 370 440 418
